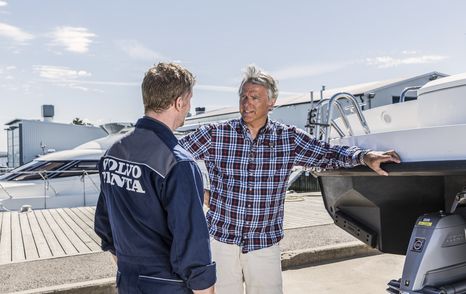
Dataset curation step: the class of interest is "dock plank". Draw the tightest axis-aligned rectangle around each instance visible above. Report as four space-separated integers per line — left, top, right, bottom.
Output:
0 213 11 263
79 207 96 223
19 213 39 260
64 208 101 246
27 211 52 258
75 207 94 223
34 210 65 257
71 207 94 229
48 209 90 254
11 212 25 262
42 209 78 255
87 206 96 219
0 207 105 264
56 209 100 251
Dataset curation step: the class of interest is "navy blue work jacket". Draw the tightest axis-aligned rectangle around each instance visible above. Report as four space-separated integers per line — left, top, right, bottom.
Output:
94 116 215 292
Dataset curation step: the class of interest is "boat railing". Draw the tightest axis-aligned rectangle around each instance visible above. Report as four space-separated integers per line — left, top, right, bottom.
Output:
0 168 13 176
0 170 100 211
400 86 421 103
307 99 351 140
307 92 370 143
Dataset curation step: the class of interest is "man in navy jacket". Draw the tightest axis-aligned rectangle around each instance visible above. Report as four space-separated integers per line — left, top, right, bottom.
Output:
95 63 216 294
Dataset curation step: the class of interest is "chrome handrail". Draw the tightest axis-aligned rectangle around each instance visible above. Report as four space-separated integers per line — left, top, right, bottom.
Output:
80 171 100 207
400 86 421 103
308 92 370 143
309 99 352 140
324 92 370 143
82 170 100 192
37 171 50 208
0 182 13 199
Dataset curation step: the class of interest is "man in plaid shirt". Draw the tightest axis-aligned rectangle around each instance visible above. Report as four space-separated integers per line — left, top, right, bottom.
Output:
180 65 400 294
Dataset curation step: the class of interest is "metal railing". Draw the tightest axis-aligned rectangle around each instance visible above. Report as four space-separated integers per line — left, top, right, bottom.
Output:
0 167 13 174
400 86 421 103
307 92 370 143
0 170 100 211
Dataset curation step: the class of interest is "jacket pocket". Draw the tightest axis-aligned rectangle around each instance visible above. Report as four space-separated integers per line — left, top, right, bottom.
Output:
137 275 190 294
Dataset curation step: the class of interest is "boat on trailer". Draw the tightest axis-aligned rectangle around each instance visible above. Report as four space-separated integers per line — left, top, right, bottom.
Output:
312 72 466 293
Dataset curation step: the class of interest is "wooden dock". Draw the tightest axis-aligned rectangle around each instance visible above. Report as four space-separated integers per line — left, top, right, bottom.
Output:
0 194 331 265
0 207 102 265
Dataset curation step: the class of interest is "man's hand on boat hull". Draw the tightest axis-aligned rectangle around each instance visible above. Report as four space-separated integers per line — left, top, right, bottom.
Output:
363 150 401 176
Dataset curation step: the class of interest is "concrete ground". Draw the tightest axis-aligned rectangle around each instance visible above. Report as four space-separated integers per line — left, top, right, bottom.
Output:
283 254 405 294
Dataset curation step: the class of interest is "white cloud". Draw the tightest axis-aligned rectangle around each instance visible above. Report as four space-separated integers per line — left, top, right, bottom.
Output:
49 26 96 53
366 54 448 68
402 50 417 55
0 1 7 7
0 22 34 42
117 40 163 60
196 84 237 93
0 65 15 75
63 79 238 94
34 65 92 80
69 85 89 92
271 61 354 80
63 79 138 87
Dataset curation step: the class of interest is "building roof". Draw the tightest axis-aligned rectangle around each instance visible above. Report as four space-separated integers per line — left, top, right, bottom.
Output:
185 71 447 121
6 72 447 129
275 71 447 107
5 119 25 126
185 106 238 121
4 118 103 130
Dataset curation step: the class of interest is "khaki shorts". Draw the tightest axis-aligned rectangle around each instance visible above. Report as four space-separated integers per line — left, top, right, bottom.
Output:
211 238 283 294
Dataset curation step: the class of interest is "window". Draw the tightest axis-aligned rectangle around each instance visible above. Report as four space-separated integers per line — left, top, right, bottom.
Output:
0 160 44 180
8 161 69 181
392 96 417 104
53 160 99 178
6 126 21 168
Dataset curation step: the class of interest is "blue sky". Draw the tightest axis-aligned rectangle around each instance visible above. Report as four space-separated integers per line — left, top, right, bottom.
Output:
1 0 466 151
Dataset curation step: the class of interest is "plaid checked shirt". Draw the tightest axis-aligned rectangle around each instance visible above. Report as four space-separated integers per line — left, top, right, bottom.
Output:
179 118 365 253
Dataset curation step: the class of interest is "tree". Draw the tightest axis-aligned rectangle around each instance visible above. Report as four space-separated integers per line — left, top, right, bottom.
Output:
72 117 84 125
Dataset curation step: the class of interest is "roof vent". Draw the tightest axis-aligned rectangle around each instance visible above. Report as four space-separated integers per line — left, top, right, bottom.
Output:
429 73 439 81
42 105 54 122
195 107 206 115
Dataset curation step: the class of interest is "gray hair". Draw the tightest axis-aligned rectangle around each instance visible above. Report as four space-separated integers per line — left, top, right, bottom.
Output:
239 65 279 100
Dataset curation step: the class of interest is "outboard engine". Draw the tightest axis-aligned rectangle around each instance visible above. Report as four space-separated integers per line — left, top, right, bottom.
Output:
387 212 466 293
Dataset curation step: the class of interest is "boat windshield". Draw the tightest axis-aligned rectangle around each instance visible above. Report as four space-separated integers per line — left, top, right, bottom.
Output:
6 161 70 181
0 160 46 180
0 160 99 181
53 160 99 178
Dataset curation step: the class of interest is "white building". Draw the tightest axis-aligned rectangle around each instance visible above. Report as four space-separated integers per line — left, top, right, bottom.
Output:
0 151 7 168
181 72 447 132
5 105 107 168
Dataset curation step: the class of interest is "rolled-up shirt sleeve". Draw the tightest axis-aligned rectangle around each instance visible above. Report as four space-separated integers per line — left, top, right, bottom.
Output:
179 125 213 160
292 127 367 169
163 160 216 290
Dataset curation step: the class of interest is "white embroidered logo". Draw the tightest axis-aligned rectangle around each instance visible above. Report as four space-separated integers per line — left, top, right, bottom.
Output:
101 158 146 194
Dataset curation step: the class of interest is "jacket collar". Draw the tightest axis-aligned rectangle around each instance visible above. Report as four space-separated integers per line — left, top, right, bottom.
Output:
135 116 178 148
